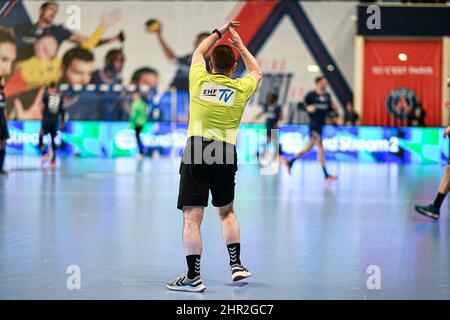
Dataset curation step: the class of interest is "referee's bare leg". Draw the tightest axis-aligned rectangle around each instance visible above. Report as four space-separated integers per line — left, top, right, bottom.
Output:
166 207 207 292
218 202 252 282
183 207 204 257
218 202 240 246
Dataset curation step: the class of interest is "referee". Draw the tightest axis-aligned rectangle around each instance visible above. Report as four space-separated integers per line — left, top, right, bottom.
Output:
166 21 262 292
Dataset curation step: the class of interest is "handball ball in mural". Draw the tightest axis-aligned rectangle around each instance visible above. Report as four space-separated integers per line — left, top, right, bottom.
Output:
146 19 161 33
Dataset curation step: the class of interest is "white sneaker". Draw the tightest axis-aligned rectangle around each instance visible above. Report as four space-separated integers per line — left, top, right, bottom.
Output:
231 264 252 282
166 273 206 292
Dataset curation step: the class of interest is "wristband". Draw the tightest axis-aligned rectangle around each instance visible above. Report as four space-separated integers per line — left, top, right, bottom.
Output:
212 29 222 39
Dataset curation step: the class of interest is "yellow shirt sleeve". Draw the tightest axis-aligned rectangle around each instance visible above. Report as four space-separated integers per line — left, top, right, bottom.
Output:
189 63 208 91
239 75 258 99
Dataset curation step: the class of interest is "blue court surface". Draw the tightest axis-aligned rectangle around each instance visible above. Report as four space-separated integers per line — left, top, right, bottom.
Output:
0 157 449 299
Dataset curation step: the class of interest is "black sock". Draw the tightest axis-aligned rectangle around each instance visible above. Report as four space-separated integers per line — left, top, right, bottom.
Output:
322 166 330 178
227 243 241 266
433 192 446 209
39 133 45 155
51 135 56 161
186 255 201 279
0 149 5 171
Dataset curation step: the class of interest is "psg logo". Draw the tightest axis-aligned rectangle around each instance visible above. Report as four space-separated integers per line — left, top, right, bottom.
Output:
385 88 418 120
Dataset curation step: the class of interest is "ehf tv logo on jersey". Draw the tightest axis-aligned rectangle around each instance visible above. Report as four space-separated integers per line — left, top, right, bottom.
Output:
386 88 418 120
200 82 236 106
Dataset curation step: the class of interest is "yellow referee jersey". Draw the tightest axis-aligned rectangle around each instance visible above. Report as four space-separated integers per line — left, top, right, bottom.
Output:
187 63 257 145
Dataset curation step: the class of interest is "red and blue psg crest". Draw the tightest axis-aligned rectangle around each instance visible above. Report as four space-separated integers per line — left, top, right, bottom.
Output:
386 88 418 120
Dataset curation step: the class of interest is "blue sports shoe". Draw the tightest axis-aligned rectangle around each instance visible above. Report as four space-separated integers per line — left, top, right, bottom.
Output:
231 264 252 282
166 273 206 292
415 204 440 220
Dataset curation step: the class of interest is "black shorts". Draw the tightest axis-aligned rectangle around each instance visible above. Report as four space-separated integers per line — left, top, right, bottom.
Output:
41 122 58 137
177 136 238 210
265 126 279 140
309 125 323 138
263 127 282 153
0 120 9 140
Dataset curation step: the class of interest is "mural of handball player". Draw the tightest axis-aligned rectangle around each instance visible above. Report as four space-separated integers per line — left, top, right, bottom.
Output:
414 78 450 220
7 8 123 120
13 1 123 62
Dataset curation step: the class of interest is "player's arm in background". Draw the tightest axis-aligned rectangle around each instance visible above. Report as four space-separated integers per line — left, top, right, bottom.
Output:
96 10 124 47
155 23 177 62
253 98 265 122
253 108 265 122
192 21 241 66
227 26 262 84
73 10 122 49
304 93 316 113
14 87 45 120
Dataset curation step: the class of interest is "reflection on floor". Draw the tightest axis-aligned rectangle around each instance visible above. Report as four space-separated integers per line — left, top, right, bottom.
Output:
0 156 449 299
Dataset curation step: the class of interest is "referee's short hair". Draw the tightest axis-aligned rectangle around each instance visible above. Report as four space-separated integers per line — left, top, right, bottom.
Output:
211 45 236 74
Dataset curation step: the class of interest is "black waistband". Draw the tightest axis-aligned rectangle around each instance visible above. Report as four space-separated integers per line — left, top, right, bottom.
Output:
183 136 237 165
187 136 235 148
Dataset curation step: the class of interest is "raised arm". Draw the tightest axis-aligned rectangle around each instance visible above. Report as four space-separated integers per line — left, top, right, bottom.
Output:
227 27 262 83
191 21 241 65
254 109 264 120
155 25 177 61
73 9 122 48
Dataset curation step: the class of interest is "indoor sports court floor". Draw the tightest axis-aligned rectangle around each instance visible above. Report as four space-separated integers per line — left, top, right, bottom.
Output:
0 157 449 299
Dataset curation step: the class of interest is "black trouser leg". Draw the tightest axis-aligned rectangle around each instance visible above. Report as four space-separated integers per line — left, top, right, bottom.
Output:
135 126 143 154
0 145 5 171
50 131 57 161
39 128 46 155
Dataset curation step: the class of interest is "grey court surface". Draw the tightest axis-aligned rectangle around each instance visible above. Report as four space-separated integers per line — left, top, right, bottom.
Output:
0 156 449 300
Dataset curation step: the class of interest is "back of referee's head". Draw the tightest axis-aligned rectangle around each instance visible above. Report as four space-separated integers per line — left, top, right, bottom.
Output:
210 45 236 76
